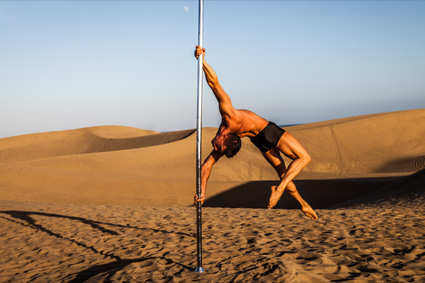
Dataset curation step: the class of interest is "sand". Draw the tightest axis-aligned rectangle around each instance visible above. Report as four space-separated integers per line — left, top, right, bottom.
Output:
0 109 424 282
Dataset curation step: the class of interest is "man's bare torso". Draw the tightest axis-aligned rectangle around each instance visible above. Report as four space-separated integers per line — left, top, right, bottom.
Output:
219 109 269 138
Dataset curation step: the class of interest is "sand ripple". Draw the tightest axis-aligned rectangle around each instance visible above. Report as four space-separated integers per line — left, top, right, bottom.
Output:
1 200 424 282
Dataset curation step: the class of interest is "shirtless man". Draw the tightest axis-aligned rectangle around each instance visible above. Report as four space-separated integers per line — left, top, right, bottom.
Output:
194 46 318 220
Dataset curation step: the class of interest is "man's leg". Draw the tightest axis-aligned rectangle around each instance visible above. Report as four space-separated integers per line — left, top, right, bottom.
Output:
262 148 318 220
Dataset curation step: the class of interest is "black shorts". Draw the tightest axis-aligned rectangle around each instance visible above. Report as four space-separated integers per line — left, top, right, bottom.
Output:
250 122 285 152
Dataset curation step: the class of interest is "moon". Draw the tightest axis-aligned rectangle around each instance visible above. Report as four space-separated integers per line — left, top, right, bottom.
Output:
183 6 189 12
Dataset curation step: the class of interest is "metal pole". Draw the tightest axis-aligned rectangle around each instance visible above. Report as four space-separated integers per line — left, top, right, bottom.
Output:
195 0 205 274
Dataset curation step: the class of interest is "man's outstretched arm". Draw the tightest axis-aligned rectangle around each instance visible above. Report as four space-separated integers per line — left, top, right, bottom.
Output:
195 46 235 119
194 150 223 205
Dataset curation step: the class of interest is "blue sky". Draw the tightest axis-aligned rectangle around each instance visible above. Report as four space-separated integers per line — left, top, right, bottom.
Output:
1 1 424 138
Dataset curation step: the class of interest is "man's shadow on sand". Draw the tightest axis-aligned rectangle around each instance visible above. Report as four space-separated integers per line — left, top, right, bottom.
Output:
0 210 193 282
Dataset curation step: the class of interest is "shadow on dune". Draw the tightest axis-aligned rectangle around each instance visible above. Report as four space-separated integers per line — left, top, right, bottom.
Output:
203 176 405 209
93 129 195 153
332 168 425 208
374 156 425 173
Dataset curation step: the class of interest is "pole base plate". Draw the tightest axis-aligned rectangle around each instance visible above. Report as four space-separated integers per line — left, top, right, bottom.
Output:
195 267 205 273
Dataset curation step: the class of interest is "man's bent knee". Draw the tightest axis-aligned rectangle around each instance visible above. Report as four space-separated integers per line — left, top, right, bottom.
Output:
302 154 311 167
292 155 310 171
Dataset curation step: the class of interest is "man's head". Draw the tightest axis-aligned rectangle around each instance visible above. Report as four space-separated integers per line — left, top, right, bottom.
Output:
211 132 241 158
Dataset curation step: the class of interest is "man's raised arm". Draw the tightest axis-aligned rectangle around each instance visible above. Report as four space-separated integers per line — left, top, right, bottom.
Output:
194 46 235 119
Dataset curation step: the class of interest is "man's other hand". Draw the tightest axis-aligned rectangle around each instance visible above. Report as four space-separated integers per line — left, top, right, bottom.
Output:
194 193 205 206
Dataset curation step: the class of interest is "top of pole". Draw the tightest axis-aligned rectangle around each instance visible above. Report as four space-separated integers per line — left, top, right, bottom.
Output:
198 0 204 47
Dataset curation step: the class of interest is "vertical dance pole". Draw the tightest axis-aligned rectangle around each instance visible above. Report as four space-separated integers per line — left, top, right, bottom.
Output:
195 0 205 274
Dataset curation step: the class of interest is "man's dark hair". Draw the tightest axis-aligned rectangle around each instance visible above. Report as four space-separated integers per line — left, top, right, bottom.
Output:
224 133 242 158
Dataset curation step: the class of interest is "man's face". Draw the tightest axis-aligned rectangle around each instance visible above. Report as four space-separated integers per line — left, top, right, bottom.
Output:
211 133 228 153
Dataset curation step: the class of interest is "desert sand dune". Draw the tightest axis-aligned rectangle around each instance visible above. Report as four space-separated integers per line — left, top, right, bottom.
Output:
0 109 424 207
0 109 424 282
290 108 425 174
0 126 194 163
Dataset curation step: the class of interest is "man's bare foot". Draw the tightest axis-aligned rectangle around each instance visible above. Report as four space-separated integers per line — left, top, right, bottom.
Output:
302 205 318 220
267 186 284 209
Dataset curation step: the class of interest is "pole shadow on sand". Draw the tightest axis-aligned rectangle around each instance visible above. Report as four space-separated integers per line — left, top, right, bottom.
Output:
0 210 194 282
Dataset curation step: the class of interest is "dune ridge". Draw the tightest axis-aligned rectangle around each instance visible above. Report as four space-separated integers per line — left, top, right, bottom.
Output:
0 126 195 163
